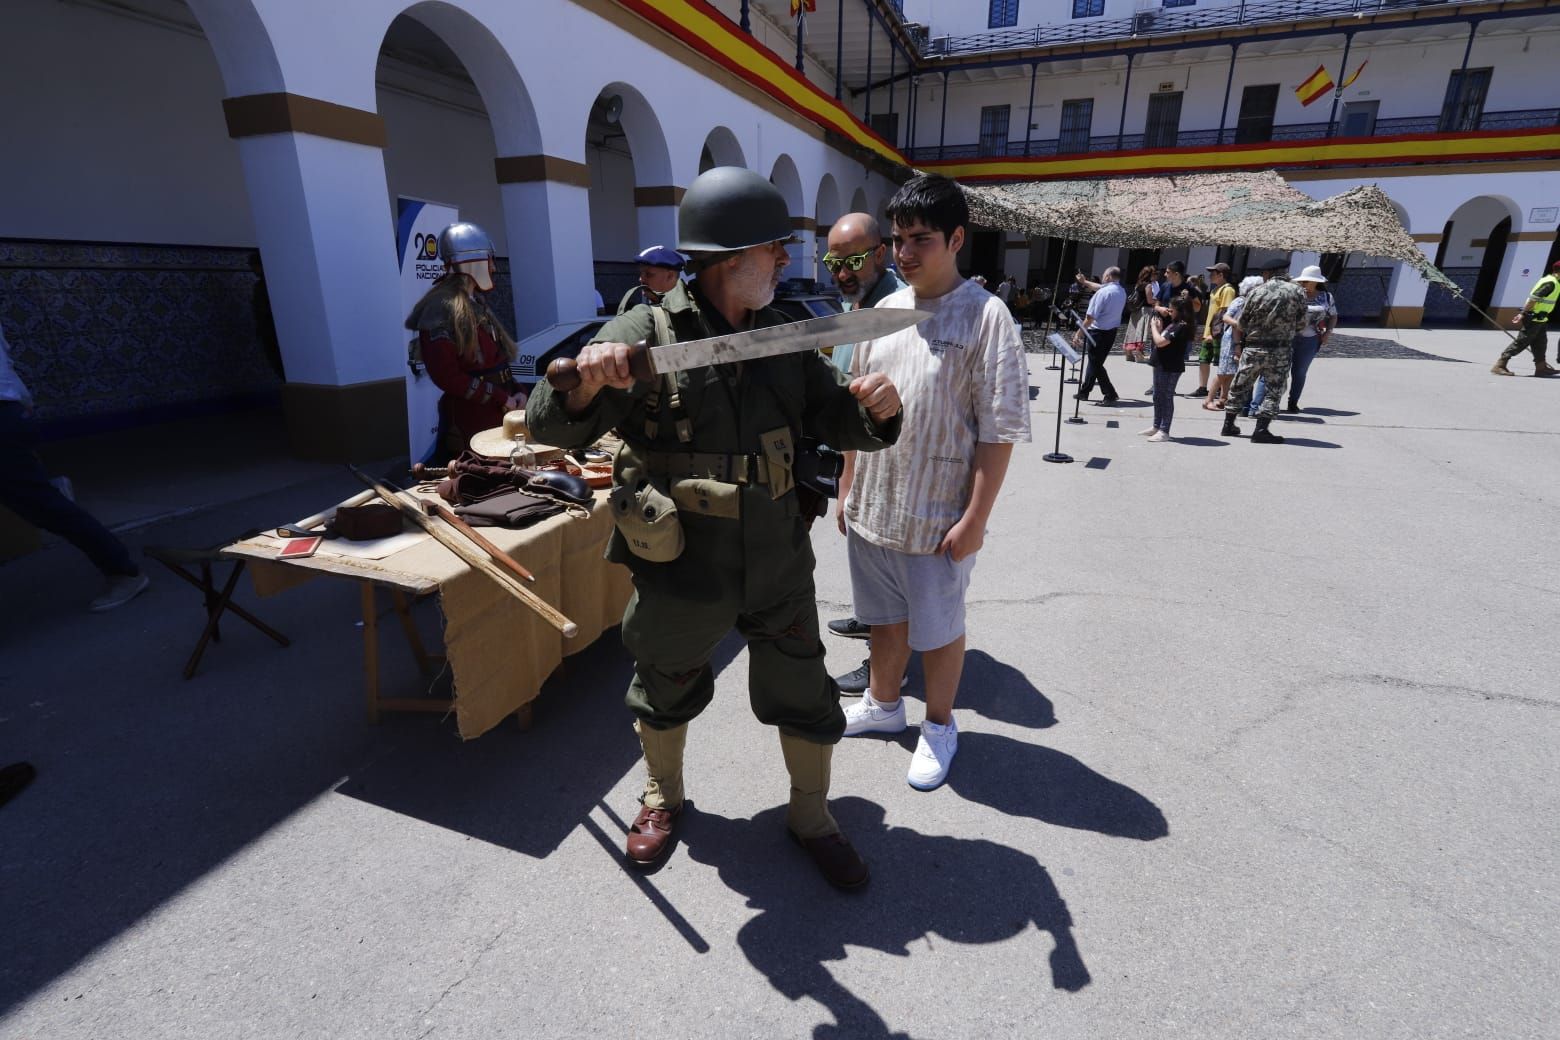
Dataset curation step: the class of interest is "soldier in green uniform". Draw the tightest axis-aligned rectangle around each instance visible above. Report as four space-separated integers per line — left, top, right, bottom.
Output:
1220 259 1308 445
1491 261 1560 377
526 167 903 888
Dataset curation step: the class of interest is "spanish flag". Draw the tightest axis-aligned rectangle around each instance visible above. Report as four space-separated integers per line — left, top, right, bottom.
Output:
1294 65 1335 107
1340 60 1369 89
790 0 816 14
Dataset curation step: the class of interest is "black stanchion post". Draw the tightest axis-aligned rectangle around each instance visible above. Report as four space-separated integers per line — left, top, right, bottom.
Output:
1066 327 1088 425
1044 331 1077 464
1040 239 1070 374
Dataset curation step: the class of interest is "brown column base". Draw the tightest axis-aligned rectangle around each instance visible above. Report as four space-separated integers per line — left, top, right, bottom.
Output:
282 378 409 462
1381 306 1423 328
1488 306 1525 325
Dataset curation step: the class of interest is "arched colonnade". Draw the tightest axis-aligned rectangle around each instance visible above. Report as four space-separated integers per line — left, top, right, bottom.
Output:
181 0 892 455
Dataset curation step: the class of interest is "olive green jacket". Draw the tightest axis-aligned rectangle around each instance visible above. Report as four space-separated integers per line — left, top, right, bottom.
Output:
527 280 900 596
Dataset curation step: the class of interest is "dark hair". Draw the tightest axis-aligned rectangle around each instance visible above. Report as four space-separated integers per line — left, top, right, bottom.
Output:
1167 295 1193 322
885 173 968 242
1135 265 1155 287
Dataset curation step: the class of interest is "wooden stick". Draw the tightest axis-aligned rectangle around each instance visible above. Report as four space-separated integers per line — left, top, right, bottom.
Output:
423 500 537 583
350 469 578 638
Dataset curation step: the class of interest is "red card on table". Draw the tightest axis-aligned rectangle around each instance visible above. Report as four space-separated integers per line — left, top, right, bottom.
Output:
278 535 324 559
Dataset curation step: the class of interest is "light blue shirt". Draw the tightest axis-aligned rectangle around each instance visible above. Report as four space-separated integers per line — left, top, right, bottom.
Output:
832 267 908 375
0 324 32 407
1086 281 1128 332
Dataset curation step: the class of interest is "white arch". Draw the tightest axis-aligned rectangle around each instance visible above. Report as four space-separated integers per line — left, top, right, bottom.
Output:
392 2 542 155
700 126 746 172
815 173 842 227
589 82 674 187
183 0 284 97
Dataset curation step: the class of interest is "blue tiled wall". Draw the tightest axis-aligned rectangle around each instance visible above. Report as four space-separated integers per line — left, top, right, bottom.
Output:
1333 267 1392 322
0 239 279 431
1423 267 1480 323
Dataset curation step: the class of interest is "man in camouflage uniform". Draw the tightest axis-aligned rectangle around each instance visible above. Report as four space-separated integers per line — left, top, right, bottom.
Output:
1221 260 1308 445
527 167 903 889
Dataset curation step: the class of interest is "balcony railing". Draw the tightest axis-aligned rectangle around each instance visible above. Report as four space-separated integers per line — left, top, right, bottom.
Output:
905 107 1558 162
917 0 1461 58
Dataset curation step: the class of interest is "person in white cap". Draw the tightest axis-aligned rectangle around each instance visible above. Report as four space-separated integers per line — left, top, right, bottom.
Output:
1289 265 1337 412
1254 264 1337 414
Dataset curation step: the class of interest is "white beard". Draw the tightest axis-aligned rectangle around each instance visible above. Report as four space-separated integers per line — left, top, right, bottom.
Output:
728 250 777 311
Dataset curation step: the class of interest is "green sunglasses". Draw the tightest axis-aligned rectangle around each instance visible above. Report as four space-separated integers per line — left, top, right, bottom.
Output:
821 247 881 274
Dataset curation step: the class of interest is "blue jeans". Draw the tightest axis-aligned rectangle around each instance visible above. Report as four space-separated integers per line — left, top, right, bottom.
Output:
0 402 135 577
1288 334 1322 407
1251 334 1317 411
1152 369 1182 433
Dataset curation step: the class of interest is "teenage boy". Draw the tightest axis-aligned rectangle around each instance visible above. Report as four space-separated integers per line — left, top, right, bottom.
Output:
837 174 1032 790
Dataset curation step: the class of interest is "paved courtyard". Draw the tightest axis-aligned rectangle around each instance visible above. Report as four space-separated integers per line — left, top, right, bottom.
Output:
2 326 1556 1039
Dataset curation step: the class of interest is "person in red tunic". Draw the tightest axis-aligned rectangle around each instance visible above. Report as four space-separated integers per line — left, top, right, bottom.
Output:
405 222 525 458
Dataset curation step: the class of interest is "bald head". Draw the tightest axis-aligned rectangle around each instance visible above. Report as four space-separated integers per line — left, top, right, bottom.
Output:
825 212 888 303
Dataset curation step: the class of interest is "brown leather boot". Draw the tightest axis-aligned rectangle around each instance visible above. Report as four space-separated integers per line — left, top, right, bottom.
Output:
1535 361 1558 377
626 720 686 864
780 733 868 889
1491 360 1515 376
626 802 681 864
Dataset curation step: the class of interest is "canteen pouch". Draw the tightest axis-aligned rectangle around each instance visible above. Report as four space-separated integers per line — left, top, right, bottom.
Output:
610 464 685 562
758 425 796 500
671 477 742 520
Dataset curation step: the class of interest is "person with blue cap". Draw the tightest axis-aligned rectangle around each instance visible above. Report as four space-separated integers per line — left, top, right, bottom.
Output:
616 245 686 314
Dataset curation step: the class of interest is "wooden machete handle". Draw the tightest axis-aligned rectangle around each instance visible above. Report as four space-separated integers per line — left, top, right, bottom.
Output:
546 340 653 393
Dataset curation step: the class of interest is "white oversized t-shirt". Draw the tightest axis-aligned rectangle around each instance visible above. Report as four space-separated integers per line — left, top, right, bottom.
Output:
845 278 1031 555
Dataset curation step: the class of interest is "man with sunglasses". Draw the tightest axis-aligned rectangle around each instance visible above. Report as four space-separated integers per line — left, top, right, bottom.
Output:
821 214 906 679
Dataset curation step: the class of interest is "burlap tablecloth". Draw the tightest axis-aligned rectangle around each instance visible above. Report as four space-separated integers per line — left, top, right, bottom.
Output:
229 487 631 739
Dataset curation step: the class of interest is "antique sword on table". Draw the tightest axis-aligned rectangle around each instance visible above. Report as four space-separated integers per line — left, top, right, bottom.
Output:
545 307 932 392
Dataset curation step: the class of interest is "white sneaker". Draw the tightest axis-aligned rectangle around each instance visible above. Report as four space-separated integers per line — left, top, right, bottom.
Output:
843 691 907 736
907 717 958 790
1138 426 1157 436
89 573 150 613
1147 431 1169 442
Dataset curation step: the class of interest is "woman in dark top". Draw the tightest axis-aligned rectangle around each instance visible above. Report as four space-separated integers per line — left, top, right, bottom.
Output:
1143 295 1192 442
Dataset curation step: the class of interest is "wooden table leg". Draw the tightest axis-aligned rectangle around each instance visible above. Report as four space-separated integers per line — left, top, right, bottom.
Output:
390 587 435 675
361 581 379 724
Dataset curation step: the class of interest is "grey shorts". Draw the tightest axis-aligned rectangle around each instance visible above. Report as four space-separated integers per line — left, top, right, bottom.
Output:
847 529 976 652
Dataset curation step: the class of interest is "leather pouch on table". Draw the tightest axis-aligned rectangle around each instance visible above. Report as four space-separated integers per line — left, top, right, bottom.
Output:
333 502 404 541
454 489 565 528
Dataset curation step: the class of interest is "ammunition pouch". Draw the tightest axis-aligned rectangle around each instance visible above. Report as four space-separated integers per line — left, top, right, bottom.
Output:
758 426 796 500
609 463 684 562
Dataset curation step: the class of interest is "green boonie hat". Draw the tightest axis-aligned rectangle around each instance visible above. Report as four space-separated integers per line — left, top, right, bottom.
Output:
678 166 794 253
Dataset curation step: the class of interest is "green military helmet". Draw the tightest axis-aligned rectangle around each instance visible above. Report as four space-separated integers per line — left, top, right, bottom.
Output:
678 166 794 253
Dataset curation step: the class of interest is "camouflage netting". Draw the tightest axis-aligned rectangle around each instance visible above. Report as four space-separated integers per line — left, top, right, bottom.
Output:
957 170 1455 289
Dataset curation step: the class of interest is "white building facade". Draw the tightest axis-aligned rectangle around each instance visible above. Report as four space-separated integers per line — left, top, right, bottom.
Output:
1 0 1556 456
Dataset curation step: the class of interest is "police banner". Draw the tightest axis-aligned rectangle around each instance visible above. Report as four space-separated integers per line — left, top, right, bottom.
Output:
397 197 459 463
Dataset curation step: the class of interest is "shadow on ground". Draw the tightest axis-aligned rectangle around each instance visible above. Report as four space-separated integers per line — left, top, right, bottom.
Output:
682 797 1091 1039
335 632 739 857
